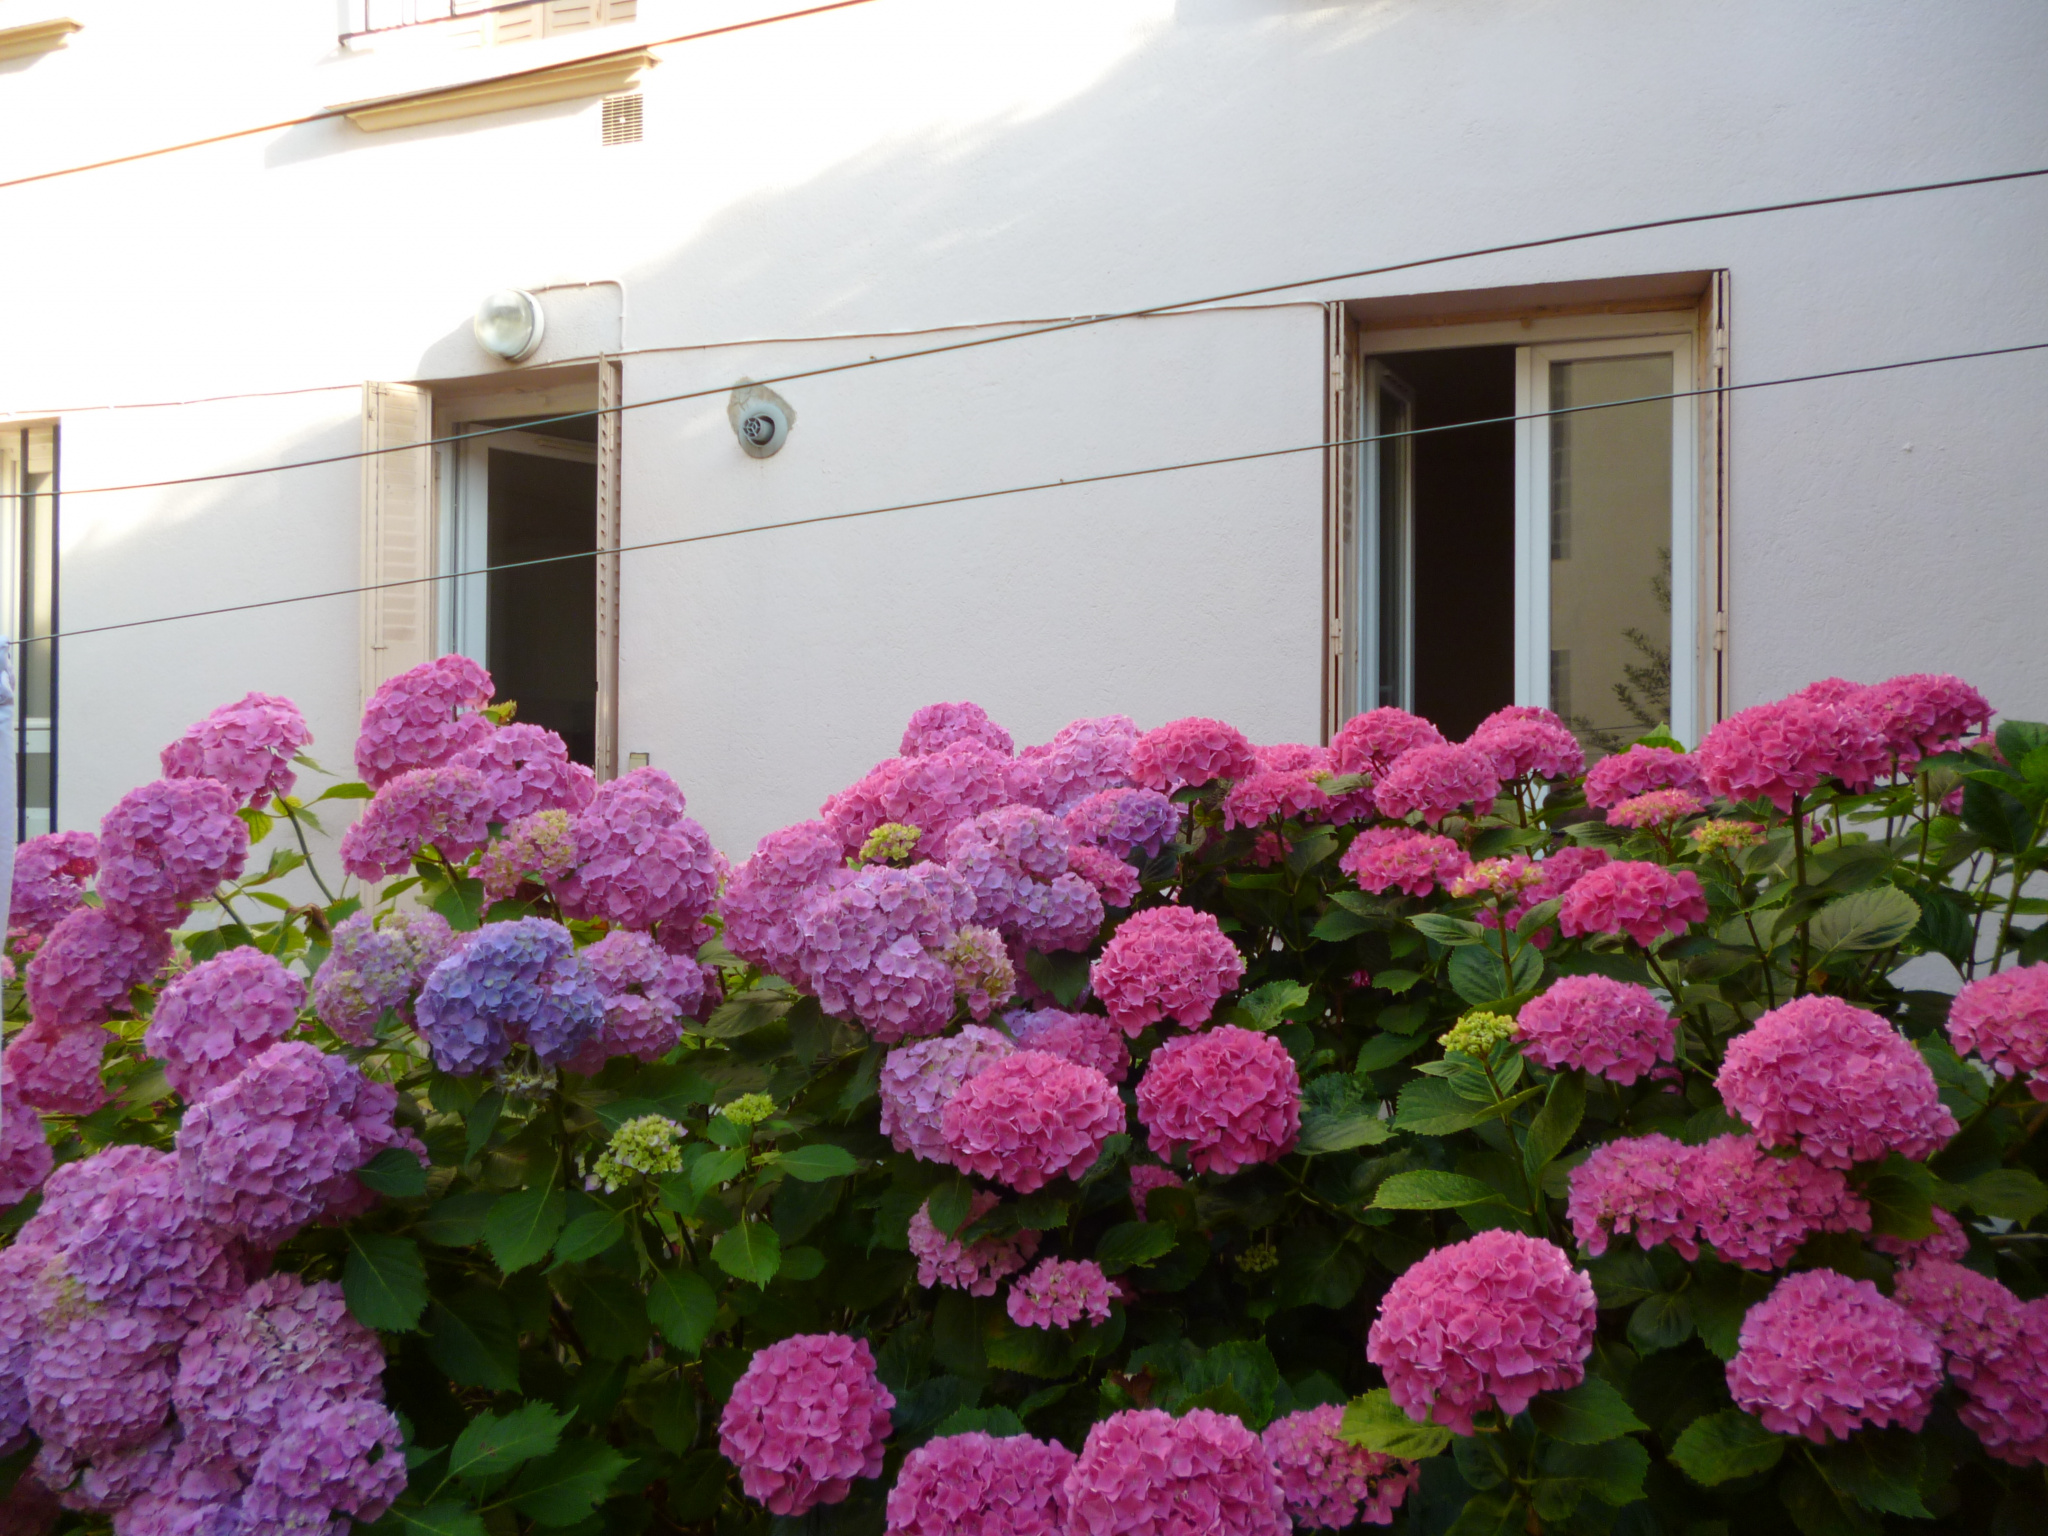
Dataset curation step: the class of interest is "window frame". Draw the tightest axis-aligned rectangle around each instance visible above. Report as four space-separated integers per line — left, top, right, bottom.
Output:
0 422 59 840
443 426 599 666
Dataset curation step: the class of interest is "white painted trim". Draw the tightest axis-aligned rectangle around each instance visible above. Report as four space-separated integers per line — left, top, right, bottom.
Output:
1361 309 1701 357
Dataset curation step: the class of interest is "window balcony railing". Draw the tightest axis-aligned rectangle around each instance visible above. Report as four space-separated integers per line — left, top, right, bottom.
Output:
343 0 635 45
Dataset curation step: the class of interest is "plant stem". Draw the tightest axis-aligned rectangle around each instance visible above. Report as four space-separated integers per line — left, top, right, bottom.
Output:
1742 910 1779 1009
281 799 339 904
1790 793 1811 995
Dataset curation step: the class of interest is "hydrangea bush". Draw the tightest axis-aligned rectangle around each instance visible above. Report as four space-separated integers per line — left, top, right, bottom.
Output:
2 666 2046 1535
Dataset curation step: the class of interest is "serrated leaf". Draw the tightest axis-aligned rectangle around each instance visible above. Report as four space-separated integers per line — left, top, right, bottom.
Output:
1781 1454 1878 1536
772 1144 859 1182
392 1504 488 1536
1527 1377 1647 1444
935 1406 1026 1438
688 1146 749 1200
1372 1170 1511 1211
343 1230 428 1331
711 1219 780 1287
1410 913 1488 947
1095 1221 1177 1274
355 1147 427 1198
694 990 793 1039
425 1289 520 1391
552 1208 627 1266
1828 1428 1931 1518
1809 887 1921 955
509 1438 631 1527
1540 1437 1648 1506
483 1185 566 1274
1337 1389 1453 1459
1022 948 1092 1008
1448 942 1543 1006
1669 1409 1785 1486
1965 1167 2048 1223
418 1191 497 1248
450 1401 569 1488
926 1176 977 1239
1310 907 1372 941
1274 1224 1365 1311
1298 1074 1394 1153
647 1265 719 1354
1233 980 1315 1030
1628 1291 1694 1353
1394 1077 1542 1135
464 1090 505 1164
1355 1033 1429 1072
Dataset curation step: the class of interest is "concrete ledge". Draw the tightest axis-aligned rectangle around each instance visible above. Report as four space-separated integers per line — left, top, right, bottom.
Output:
0 18 81 63
333 45 656 131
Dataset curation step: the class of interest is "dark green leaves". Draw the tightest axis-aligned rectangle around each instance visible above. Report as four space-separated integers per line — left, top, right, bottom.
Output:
925 1176 977 1239
1522 1071 1585 1184
711 1218 781 1287
1273 1225 1366 1311
772 1143 860 1182
1231 980 1314 1030
572 1275 651 1359
1627 1291 1695 1353
1963 1167 2048 1223
418 1191 496 1247
1338 1389 1452 1459
1298 1074 1395 1153
648 1265 719 1353
508 1438 631 1526
483 1185 566 1273
356 1146 428 1198
1095 1221 1177 1274
449 1402 569 1488
1394 1078 1541 1135
1669 1409 1785 1485
1809 887 1921 956
389 1505 488 1536
342 1231 427 1331
1447 942 1542 1006
552 1208 627 1266
1371 1171 1509 1211
425 1289 520 1390
1528 1378 1648 1444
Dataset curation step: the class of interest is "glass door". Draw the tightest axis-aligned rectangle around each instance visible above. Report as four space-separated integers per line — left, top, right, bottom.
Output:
0 425 57 838
1358 360 1416 713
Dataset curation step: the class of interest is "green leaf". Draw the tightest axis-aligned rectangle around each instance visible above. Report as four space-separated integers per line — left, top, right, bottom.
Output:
1231 980 1315 1030
1355 1033 1429 1072
780 1245 826 1280
450 1401 569 1488
429 871 488 932
1394 1077 1542 1135
695 989 793 1039
1182 1339 1283 1430
1627 1291 1694 1353
1448 943 1543 1006
355 1146 427 1199
1372 1170 1511 1211
572 1275 651 1361
772 1144 859 1182
483 1186 566 1273
1021 948 1092 1008
1522 1071 1586 1184
1298 1074 1395 1153
711 1219 781 1287
1274 1225 1366 1311
343 1230 428 1331
552 1208 627 1266
1809 887 1921 955
1965 1168 2048 1223
1780 1454 1878 1536
1096 1221 1178 1274
935 1406 1026 1438
391 1504 489 1536
1310 907 1372 942
463 1090 505 1164
1540 1437 1648 1506
1411 913 1488 946
1669 1409 1785 1486
1338 1389 1453 1459
1828 1428 1931 1518
509 1438 631 1527
926 1176 977 1239
1527 1377 1649 1444
1962 779 2033 856
418 1191 497 1248
1863 1157 1936 1240
424 1289 520 1391
647 1265 719 1354
688 1146 749 1200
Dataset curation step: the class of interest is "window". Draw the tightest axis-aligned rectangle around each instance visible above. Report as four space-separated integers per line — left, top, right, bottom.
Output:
343 0 636 46
0 424 58 839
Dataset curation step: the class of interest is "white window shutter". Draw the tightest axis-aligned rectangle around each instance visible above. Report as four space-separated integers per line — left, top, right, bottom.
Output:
360 382 436 712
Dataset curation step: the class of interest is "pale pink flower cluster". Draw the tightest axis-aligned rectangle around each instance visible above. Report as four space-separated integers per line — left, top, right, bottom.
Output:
1566 1133 1698 1259
1871 1206 1971 1264
885 1431 1073 1536
1685 1134 1870 1270
1366 1231 1596 1433
1448 855 1539 901
476 807 579 902
1008 1257 1114 1329
8 830 99 951
1372 743 1501 826
1717 996 1956 1168
1893 1257 2048 1466
1007 1008 1130 1083
97 779 248 931
1223 770 1332 830
1469 713 1584 782
1606 789 1707 829
562 929 708 1074
1947 964 2048 1100
144 947 305 1103
1062 788 1183 859
1726 1269 1942 1442
1136 1026 1299 1175
1063 1409 1288 1536
1556 859 1707 948
353 654 494 788
718 1332 895 1516
1859 673 1992 763
1012 716 1139 814
1261 1404 1418 1529
907 1190 1039 1295
940 1051 1125 1192
1340 828 1469 898
1331 708 1445 779
902 701 1015 758
1127 717 1256 793
1128 1163 1186 1213
1516 975 1676 1084
1090 905 1244 1035
822 741 1016 857
878 1026 1017 1164
449 722 595 822
1065 842 1141 908
554 767 724 940
943 805 1104 953
159 693 312 810
1698 693 1888 810
338 764 493 880
1582 745 1703 810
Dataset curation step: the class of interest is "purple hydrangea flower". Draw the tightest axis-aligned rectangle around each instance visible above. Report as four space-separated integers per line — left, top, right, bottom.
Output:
311 909 457 1047
159 693 312 810
145 947 305 1103
554 768 725 939
9 831 100 951
96 779 248 931
1062 788 1183 860
353 654 495 788
449 722 595 822
413 917 604 1074
561 928 708 1075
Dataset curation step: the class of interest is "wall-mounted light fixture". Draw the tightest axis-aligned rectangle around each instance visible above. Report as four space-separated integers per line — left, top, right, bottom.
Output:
473 289 546 363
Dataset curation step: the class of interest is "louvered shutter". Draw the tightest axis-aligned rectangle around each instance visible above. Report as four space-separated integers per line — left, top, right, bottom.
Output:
360 382 436 711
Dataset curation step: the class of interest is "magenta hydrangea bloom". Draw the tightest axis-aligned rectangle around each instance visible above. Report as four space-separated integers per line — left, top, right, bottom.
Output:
449 722 595 822
1557 859 1707 948
244 1394 407 1526
1127 718 1257 793
1007 1257 1113 1329
1726 1269 1942 1442
885 1430 1074 1536
1013 716 1140 814
1517 975 1676 1084
718 1333 894 1517
1893 1258 2048 1467
1583 745 1704 810
476 807 579 903
24 1308 175 1459
1064 843 1140 909
1717 995 1956 1168
1063 1408 1288 1536
1698 693 1889 810
908 1190 1039 1295
338 764 493 881
878 1026 1016 1165
902 701 1014 758
0 1078 51 1207
1136 1025 1299 1175
1566 1133 1698 1259
1872 1206 1971 1264
1261 1404 1418 1529
176 1041 420 1247
96 778 248 931
943 806 1104 953
1127 1163 1185 1214
1366 1231 1596 1433
1007 1008 1130 1084
414 917 605 1074
561 929 706 1074
1948 964 2048 1100
1859 672 1992 763
1090 905 1244 1036
9 831 100 950
1606 789 1708 829
3 1018 113 1117
1331 708 1446 779
159 693 311 810
822 742 1017 857
1372 743 1501 826
26 907 171 1033
552 767 724 938
941 1051 1125 1193
353 654 494 788
1223 770 1332 830
1683 1134 1870 1270
1256 742 1334 774
792 863 975 1044
311 909 456 1047
145 947 304 1103
1339 827 1469 898
720 820 846 976
1470 716 1584 782
1062 788 1183 860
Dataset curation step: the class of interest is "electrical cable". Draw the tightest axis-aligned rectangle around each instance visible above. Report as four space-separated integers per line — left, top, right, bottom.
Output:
4 165 2045 474
17 338 2043 647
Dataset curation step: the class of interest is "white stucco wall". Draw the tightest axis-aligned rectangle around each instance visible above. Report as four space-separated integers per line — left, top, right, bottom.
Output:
2 0 2045 855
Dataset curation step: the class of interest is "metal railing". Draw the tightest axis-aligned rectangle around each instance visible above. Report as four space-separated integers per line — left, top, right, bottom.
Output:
341 0 535 42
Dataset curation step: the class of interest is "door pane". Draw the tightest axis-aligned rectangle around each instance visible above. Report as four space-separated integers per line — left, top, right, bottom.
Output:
487 448 597 765
1547 355 1671 753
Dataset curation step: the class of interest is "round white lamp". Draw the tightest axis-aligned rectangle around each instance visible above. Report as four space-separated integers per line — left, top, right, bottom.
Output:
473 289 546 363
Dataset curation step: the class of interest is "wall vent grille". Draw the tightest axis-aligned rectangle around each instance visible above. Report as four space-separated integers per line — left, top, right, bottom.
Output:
601 92 642 145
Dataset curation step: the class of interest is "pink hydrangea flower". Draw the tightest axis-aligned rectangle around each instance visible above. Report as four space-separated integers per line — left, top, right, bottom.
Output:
2 1019 113 1117
1726 1269 1942 1442
1223 771 1332 830
1062 788 1183 859
941 1051 1125 1192
1606 789 1707 829
902 702 1014 758
1557 860 1706 948
718 1333 894 1517
1064 1409 1289 1536
1566 1133 1698 1259
1136 1025 1299 1175
1872 1206 1971 1263
1472 846 1617 950
9 831 100 950
244 1395 407 1526
1010 716 1139 814
821 742 1017 857
24 1307 175 1458
1449 855 1539 901
1366 1231 1596 1433
475 807 579 903
145 947 305 1103
1698 693 1888 810
907 1190 1040 1295
561 929 707 1074
554 767 725 939
944 925 1017 1020
1064 843 1140 909
1372 743 1501 825
1517 975 1676 1084
26 908 171 1032
720 820 846 976
353 654 495 788
885 1431 1074 1536
792 863 975 1044
449 723 595 822
1127 718 1257 793
1684 1135 1870 1270
878 1026 1016 1164
1583 746 1704 810
1717 995 1956 1168
337 765 493 881
1127 1163 1185 1214
1893 1258 2048 1466
0 1076 51 1207
1470 717 1584 782
96 778 248 931
1331 709 1446 779
311 909 456 1047
159 693 311 810
944 806 1103 953
1007 1008 1130 1083
1339 827 1469 898
1859 673 1992 764
1947 964 2048 1100
1090 906 1244 1035
1261 1404 1418 1529
1256 743 1334 774
1007 1257 1113 1329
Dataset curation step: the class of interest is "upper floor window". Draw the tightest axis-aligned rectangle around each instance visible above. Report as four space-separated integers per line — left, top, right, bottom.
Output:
343 0 637 48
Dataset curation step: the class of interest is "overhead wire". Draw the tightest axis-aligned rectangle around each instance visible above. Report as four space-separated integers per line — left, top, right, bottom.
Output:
17 338 2045 647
